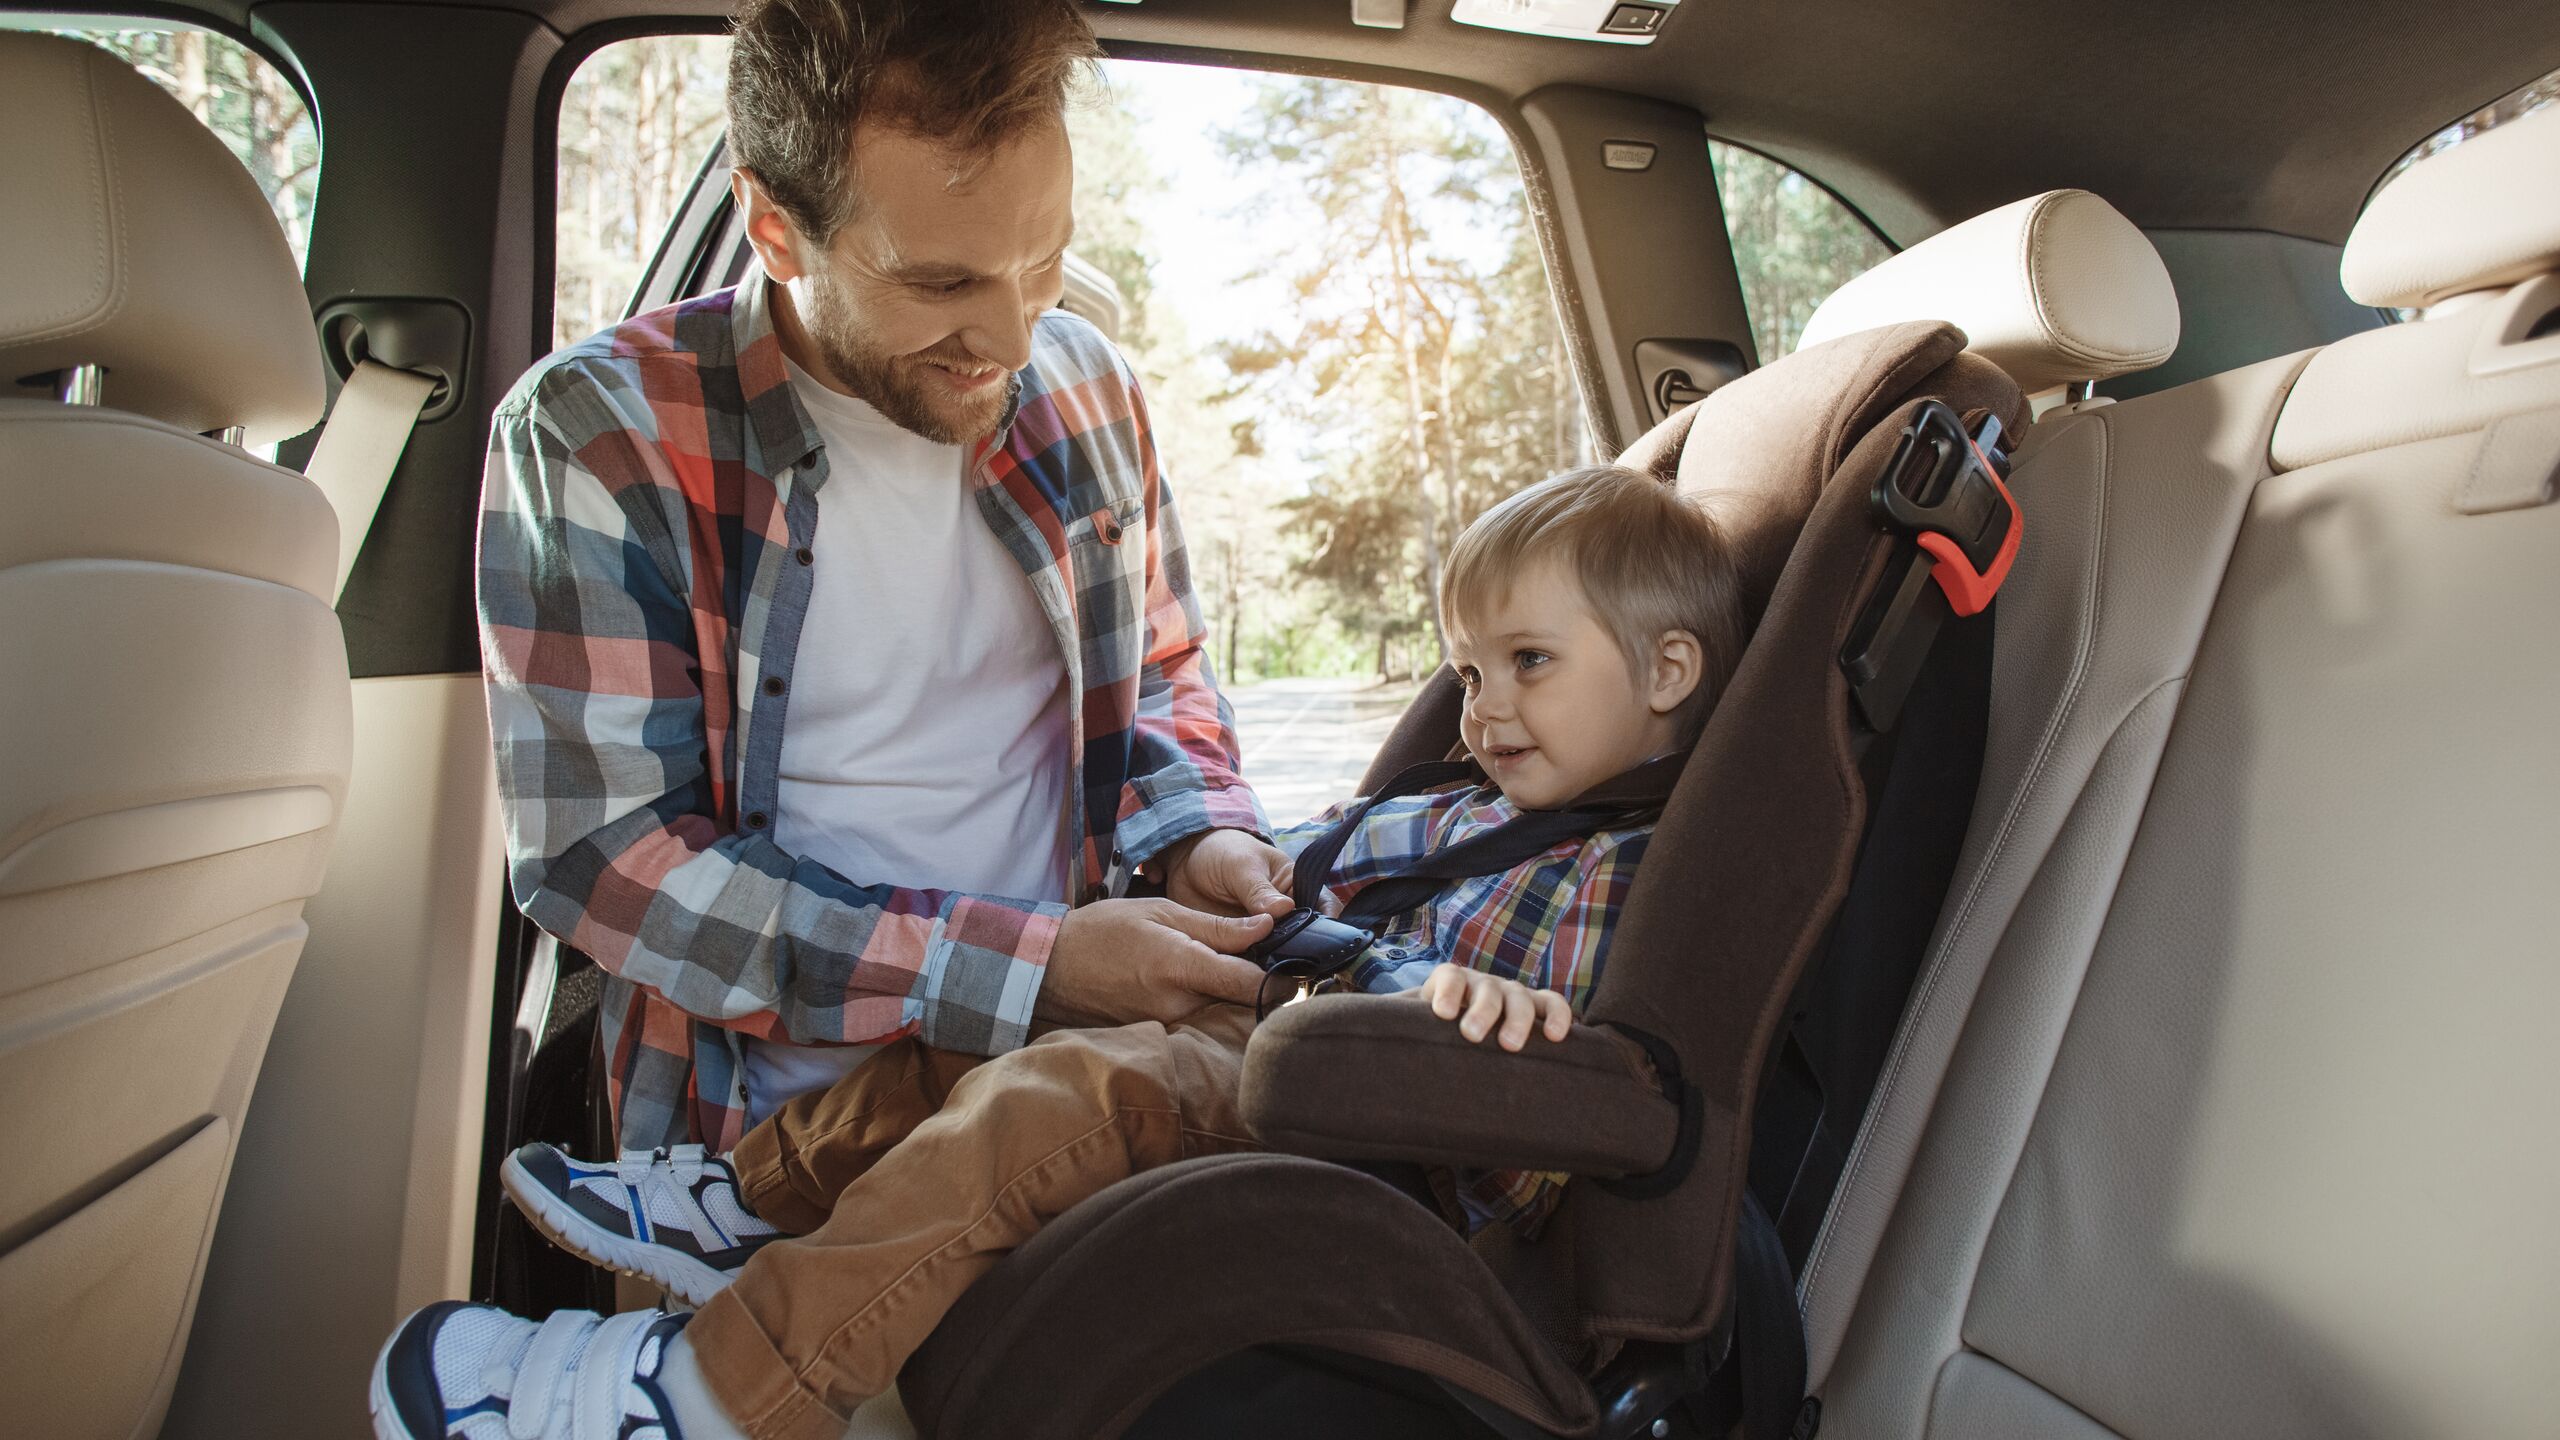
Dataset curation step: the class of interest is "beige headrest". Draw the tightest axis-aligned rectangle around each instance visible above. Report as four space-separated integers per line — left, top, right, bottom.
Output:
2343 104 2560 311
1796 190 2180 393
0 33 324 442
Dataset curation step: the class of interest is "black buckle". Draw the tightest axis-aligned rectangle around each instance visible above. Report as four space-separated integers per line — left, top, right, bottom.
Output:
1246 908 1374 1019
1839 402 2018 732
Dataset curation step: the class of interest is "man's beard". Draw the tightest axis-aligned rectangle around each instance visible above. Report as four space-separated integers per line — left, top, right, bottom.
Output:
798 273 1015 446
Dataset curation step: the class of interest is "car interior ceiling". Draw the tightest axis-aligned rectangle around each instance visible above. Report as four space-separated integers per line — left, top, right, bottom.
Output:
8 0 2558 1436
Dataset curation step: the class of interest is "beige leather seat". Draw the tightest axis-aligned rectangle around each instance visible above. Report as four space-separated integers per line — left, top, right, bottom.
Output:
1791 110 2560 1438
0 33 348 1440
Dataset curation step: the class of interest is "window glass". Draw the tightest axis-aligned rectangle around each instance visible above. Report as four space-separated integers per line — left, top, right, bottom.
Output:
1709 140 1892 362
553 47 1586 823
37 22 319 270
555 36 730 351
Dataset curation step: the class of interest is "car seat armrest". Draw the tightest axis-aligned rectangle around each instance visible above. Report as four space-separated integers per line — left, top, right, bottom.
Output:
1239 991 1682 1176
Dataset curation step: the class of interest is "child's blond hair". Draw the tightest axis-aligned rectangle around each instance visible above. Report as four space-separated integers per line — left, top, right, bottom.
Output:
1441 465 1747 745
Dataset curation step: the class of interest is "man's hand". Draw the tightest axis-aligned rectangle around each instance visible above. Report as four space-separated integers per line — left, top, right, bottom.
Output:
1423 963 1574 1052
1035 898 1276 1027
1157 828 1293 919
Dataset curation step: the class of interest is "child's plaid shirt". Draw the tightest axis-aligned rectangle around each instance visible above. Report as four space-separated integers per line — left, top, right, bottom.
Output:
479 271 1264 1152
1273 779 1653 1236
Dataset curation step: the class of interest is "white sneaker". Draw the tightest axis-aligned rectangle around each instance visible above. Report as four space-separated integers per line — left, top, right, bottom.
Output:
369 1303 689 1440
502 1142 783 1306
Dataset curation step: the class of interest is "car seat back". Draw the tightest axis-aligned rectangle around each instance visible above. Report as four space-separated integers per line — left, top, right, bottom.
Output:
1810 104 2560 1440
0 34 347 1440
896 184 2207 1440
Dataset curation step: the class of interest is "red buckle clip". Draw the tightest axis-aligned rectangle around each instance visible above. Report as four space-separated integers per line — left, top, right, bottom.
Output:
1914 431 2020 617
1871 402 2022 619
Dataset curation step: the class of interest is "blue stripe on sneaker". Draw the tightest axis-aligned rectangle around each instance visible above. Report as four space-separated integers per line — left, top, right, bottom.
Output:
448 1398 507 1424
691 1175 734 1250
625 1183 651 1242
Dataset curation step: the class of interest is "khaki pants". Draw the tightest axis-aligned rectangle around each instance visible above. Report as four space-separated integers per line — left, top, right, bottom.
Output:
685 1004 1261 1440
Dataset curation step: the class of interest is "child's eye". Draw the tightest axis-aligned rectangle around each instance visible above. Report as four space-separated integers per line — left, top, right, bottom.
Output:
1513 649 1550 673
1454 666 1481 693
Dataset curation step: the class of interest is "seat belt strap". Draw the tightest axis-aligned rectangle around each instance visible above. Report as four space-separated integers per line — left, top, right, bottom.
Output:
1732 1191 1813 1440
1294 752 1690 925
303 358 438 602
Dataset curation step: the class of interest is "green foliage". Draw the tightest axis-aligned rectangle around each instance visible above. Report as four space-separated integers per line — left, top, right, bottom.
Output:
1710 141 1893 363
1211 76 1589 678
57 27 317 267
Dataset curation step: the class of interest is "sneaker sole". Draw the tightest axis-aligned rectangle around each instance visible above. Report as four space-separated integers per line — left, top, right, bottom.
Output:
500 1150 739 1308
365 1328 403 1440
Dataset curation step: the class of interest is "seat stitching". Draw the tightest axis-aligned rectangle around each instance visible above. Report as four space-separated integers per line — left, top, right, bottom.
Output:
1808 353 2310 1391
17 48 121 343
1800 409 2110 1308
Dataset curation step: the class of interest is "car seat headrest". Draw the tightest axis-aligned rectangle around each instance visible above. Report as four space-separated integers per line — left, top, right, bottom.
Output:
2343 103 2560 311
1796 189 2180 394
0 33 326 442
1618 318 2024 616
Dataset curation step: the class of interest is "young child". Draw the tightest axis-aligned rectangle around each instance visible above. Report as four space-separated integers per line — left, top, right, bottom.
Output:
371 465 1749 1440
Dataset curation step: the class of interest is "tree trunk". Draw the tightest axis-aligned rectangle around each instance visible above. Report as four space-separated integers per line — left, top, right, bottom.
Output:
173 32 208 123
1372 92 1447 665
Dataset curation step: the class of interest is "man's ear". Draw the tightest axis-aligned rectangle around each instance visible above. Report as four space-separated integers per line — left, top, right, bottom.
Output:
1647 629 1704 716
731 169 808 284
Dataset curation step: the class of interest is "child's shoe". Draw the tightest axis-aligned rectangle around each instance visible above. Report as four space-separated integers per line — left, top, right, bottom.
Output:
369 1302 688 1439
501 1142 783 1305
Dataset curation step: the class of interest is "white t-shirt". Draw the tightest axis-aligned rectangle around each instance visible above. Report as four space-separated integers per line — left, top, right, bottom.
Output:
743 357 1073 1125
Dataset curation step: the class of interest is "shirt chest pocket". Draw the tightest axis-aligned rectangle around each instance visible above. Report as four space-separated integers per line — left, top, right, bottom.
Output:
1065 497 1146 586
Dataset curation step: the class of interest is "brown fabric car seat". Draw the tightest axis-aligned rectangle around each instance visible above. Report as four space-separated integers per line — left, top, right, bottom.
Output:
897 191 2183 1440
897 319 2021 1439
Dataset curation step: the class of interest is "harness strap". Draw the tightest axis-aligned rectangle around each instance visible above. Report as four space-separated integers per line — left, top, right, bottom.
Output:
1290 752 1690 929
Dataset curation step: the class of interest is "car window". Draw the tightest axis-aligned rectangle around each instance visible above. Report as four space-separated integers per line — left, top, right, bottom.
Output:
558 48 1592 825
555 35 730 351
1709 140 1892 362
30 20 318 271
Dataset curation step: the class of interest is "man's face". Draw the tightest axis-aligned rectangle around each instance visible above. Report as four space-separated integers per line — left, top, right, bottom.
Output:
743 119 1075 445
1447 558 1693 811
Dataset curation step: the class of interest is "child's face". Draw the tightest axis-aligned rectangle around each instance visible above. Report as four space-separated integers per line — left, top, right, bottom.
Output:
1447 558 1696 810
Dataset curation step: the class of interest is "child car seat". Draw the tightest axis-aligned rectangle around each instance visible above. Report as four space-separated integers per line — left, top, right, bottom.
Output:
898 193 2179 1440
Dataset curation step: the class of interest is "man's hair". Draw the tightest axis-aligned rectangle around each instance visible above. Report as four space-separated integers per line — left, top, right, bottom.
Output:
1442 465 1748 745
726 0 1102 244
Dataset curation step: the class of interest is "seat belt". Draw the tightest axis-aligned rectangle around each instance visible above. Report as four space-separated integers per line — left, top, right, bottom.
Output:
1730 1192 1815 1440
302 358 438 602
1291 751 1690 925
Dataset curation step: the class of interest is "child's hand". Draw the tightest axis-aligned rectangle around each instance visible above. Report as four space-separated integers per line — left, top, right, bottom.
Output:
1422 963 1573 1051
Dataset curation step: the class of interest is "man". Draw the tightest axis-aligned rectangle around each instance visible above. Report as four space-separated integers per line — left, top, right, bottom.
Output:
477 0 1291 1173
371 3 1294 1434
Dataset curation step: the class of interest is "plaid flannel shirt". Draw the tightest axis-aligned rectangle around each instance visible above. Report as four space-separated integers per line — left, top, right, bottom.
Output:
1274 781 1652 1235
480 271 1264 1152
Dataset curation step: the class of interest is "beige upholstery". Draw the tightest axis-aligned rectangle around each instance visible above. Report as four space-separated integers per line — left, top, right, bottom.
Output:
2342 103 2560 311
0 33 350 1440
0 33 325 444
1797 189 2180 392
1804 105 2560 1440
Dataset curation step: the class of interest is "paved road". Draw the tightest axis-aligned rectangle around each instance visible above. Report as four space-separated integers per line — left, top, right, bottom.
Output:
1227 676 1425 829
